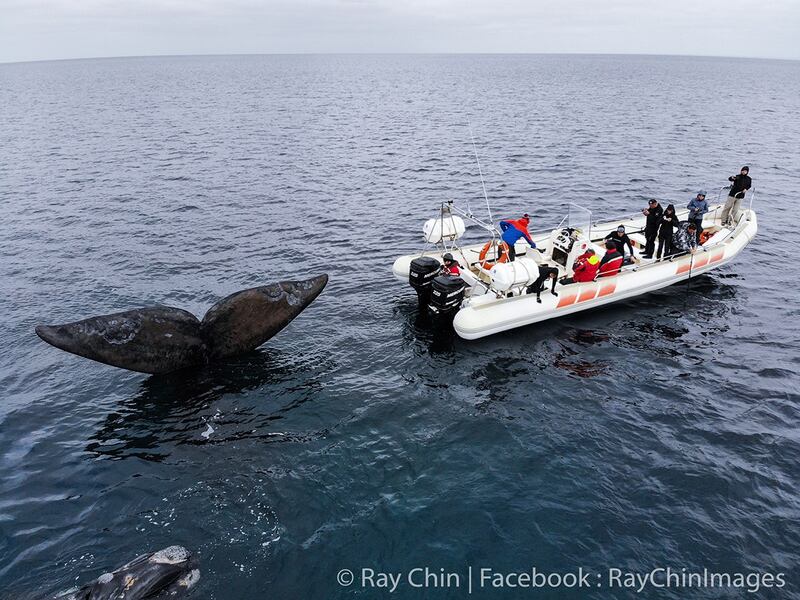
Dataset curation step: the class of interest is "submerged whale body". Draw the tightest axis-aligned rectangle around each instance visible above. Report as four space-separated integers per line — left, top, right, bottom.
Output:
35 275 328 374
54 545 199 600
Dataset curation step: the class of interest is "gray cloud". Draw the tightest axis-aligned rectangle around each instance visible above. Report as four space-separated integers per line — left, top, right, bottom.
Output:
0 0 798 63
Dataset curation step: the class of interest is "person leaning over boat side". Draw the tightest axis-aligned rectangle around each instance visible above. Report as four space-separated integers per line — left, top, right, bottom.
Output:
527 265 559 303
687 190 708 243
441 253 461 276
656 204 680 259
604 225 634 262
721 166 751 226
641 199 663 258
672 222 698 255
560 249 600 285
499 214 536 262
597 240 624 277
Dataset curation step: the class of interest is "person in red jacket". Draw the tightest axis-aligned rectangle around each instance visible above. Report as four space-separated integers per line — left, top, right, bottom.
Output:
441 253 461 276
597 241 624 277
560 249 601 284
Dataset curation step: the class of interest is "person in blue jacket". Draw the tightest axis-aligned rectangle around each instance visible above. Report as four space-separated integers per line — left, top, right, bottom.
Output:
499 214 536 262
687 191 708 243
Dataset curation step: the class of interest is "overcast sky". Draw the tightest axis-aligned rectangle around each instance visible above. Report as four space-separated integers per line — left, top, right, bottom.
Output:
1 0 798 63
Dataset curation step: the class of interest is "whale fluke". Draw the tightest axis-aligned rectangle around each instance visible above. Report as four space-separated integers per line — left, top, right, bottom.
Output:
35 307 206 374
201 274 328 359
54 545 199 600
36 275 328 374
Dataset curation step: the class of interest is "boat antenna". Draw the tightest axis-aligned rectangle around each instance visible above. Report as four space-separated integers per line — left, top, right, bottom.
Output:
468 122 493 224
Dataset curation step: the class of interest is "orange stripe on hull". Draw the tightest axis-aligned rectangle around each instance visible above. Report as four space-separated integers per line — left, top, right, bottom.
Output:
676 262 691 275
710 250 724 263
557 294 577 308
577 286 598 303
597 283 616 297
694 255 709 268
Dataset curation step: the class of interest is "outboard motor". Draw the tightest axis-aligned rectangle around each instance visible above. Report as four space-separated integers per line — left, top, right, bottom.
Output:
409 256 441 306
428 275 466 322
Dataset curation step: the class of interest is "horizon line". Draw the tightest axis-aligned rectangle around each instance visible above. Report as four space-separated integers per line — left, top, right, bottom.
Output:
2 50 799 67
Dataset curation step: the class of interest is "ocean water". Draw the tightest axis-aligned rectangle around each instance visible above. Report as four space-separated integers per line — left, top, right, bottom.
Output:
1 54 799 599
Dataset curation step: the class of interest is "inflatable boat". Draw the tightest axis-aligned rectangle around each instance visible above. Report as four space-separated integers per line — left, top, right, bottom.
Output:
392 189 757 340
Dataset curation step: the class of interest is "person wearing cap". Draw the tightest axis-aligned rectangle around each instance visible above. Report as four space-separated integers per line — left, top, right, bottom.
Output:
721 166 752 226
499 213 535 262
597 240 624 277
641 199 663 259
560 248 600 284
604 225 634 260
441 253 461 276
687 191 709 243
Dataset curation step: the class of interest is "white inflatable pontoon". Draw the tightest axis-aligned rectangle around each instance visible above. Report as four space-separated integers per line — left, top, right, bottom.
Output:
393 188 757 340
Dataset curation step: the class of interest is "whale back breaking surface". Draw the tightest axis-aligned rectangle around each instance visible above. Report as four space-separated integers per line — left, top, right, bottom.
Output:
201 274 329 359
55 545 199 600
34 275 328 374
35 307 206 374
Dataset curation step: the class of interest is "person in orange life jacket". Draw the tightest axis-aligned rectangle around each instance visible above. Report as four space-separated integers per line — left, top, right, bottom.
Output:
641 199 663 259
560 248 600 284
526 265 559 303
656 204 680 259
598 240 624 277
441 253 460 276
499 214 535 262
604 225 634 261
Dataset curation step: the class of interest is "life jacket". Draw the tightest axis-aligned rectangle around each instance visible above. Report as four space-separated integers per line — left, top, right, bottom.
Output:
598 250 623 277
443 263 460 276
574 254 600 282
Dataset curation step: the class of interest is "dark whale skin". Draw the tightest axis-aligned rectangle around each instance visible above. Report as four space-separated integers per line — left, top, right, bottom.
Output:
201 274 328 359
35 307 206 374
35 274 328 374
54 545 199 600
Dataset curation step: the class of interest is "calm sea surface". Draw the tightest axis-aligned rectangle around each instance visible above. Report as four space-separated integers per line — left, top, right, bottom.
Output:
1 54 799 599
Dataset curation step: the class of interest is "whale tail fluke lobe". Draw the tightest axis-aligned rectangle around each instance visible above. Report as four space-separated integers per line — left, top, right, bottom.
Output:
201 273 328 359
35 275 328 374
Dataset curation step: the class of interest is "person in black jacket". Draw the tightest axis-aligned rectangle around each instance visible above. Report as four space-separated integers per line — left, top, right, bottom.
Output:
721 166 751 226
604 225 634 260
641 199 663 258
656 204 680 259
527 265 559 303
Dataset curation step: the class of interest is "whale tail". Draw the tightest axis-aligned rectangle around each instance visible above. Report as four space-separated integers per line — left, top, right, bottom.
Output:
35 274 328 374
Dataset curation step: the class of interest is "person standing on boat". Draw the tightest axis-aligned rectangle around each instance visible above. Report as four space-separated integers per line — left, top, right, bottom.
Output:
441 253 461 276
656 204 680 259
499 214 535 262
604 226 634 261
641 199 663 259
598 241 624 277
687 191 708 243
721 166 751 226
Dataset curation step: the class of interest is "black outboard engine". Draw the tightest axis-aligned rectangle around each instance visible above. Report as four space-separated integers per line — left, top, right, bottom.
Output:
409 256 441 306
428 275 466 322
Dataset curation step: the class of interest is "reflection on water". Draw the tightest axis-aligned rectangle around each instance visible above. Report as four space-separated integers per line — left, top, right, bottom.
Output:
86 350 334 461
